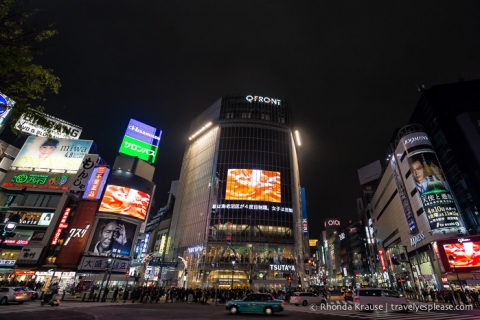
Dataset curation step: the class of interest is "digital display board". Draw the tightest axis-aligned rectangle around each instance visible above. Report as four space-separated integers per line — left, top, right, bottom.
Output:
225 169 281 202
99 185 151 220
87 218 137 257
443 241 480 268
12 136 93 172
82 166 110 200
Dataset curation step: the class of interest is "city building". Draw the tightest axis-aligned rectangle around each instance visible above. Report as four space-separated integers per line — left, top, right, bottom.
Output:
165 93 306 291
366 80 480 293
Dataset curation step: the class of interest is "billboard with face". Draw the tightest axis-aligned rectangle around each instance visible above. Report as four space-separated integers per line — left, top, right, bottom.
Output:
99 185 151 220
395 131 464 234
11 136 93 172
225 169 281 202
87 218 137 257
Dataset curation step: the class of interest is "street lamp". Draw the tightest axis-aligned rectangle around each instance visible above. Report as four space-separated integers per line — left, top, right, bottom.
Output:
449 255 463 292
231 260 235 290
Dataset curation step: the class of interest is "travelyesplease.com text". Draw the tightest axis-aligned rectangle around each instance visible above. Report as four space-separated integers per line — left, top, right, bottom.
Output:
310 303 473 312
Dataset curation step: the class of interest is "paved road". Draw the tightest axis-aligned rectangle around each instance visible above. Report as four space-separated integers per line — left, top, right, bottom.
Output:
0 299 478 320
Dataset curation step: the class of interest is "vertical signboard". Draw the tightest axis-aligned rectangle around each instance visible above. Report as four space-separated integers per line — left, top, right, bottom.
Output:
82 165 110 200
395 131 464 233
0 91 16 135
51 207 71 245
300 188 308 236
70 154 100 193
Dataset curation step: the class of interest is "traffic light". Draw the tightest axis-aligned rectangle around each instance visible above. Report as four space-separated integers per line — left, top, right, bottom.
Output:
287 276 292 282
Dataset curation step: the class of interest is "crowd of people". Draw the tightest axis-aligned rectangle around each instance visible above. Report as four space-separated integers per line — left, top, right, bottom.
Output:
401 287 480 306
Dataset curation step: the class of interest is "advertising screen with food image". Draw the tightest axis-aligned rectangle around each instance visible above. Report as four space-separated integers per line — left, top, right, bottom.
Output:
225 169 281 202
443 241 480 268
99 185 151 220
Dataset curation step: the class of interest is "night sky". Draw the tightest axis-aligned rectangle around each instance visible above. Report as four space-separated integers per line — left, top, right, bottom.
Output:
4 1 480 240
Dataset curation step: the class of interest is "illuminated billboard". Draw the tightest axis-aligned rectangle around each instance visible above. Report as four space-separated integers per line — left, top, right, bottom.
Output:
0 91 16 134
437 236 480 272
119 118 161 163
87 217 137 257
99 185 151 220
119 135 158 163
82 166 110 200
11 136 93 173
14 109 82 139
395 130 464 234
225 169 281 202
124 118 162 147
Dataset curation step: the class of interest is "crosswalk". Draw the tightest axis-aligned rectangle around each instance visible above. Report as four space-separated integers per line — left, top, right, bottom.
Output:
285 303 476 319
0 301 119 315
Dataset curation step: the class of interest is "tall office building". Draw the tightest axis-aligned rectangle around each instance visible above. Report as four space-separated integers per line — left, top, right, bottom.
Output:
166 93 305 290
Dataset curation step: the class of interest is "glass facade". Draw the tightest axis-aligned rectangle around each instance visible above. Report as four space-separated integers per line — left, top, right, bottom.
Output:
167 94 303 289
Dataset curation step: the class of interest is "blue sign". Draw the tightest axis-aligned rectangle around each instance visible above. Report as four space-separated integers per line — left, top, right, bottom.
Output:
125 118 162 147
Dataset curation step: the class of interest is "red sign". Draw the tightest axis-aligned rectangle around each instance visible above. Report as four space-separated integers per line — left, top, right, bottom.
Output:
442 276 449 284
378 249 386 271
0 239 29 245
387 250 394 272
51 207 71 245
31 231 45 241
14 271 35 275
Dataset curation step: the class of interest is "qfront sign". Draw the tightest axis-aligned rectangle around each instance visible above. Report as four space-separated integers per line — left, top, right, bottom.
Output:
410 231 425 247
269 264 296 271
245 95 281 105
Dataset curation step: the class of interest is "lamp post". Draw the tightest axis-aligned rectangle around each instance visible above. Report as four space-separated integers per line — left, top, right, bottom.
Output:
449 255 463 292
231 261 235 290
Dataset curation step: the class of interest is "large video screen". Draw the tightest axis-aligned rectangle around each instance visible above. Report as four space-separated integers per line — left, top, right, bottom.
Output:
443 241 480 268
225 169 281 202
99 185 150 220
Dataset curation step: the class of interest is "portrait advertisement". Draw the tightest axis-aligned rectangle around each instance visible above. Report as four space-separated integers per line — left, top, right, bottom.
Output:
12 136 93 172
87 218 137 257
407 151 448 196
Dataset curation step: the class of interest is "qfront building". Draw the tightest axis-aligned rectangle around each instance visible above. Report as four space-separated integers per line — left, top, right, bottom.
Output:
165 93 305 291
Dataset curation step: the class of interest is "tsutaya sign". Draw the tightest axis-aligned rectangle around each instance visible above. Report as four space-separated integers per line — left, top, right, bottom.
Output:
410 231 425 247
269 264 296 271
245 95 281 106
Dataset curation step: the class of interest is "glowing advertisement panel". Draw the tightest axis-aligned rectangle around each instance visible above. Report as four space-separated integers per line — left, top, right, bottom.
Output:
82 166 110 200
119 135 158 163
99 185 151 221
124 118 162 147
0 91 16 134
225 169 281 202
438 236 480 272
14 109 82 139
407 150 461 231
12 136 93 172
87 218 137 257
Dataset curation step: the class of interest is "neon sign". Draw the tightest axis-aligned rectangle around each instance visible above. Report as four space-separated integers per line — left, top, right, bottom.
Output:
51 207 71 245
4 173 69 191
378 249 386 271
245 95 281 105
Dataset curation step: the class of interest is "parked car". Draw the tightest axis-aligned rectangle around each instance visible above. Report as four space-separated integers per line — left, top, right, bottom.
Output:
226 293 284 315
22 287 38 300
289 292 327 306
0 287 30 305
354 288 410 312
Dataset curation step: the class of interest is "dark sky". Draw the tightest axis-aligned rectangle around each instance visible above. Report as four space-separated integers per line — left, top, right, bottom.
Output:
5 1 480 239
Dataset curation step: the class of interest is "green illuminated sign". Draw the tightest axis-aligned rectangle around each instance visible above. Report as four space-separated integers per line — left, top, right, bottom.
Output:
119 135 158 163
4 173 70 190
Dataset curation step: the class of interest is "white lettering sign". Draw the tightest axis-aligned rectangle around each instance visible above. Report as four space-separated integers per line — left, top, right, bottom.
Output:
458 238 471 243
410 231 425 247
64 224 90 246
339 233 346 241
269 264 296 271
404 135 429 146
187 245 203 253
327 219 340 226
245 95 281 106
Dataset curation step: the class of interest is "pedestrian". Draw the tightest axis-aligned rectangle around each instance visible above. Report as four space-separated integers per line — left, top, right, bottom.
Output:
123 288 130 303
112 287 119 302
